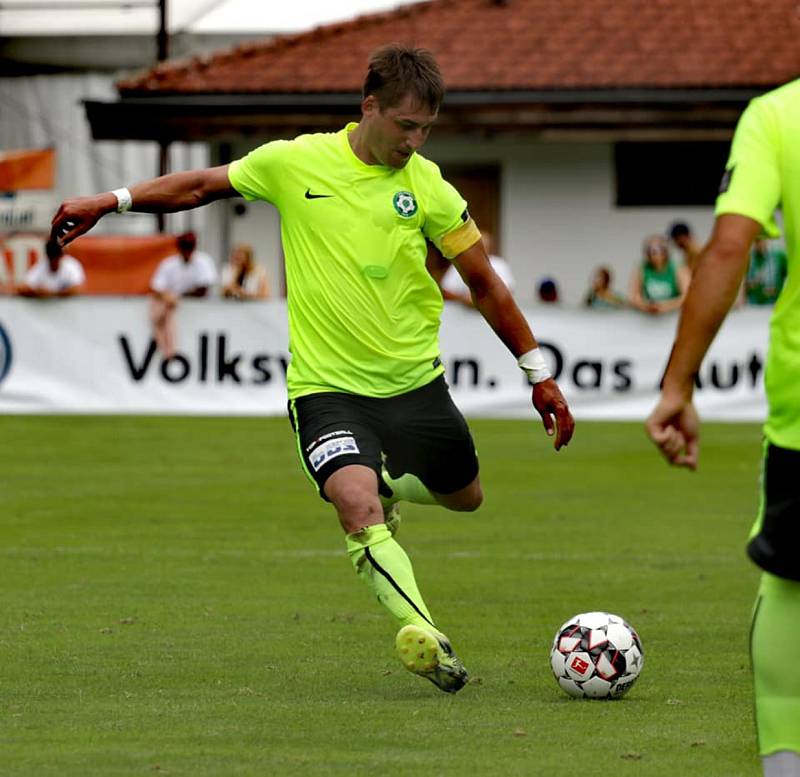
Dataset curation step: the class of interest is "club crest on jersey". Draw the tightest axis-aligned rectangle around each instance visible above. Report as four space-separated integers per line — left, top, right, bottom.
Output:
393 191 418 218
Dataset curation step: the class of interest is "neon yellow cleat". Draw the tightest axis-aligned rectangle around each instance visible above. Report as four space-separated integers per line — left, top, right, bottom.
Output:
395 624 469 694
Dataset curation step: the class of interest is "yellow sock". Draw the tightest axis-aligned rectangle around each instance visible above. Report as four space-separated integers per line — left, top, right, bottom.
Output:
346 523 437 630
382 470 438 506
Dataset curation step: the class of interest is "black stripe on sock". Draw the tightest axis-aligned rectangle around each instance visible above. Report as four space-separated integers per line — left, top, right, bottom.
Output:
364 546 435 628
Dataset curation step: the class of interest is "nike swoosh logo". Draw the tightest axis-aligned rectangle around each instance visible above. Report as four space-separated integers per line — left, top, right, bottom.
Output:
305 189 333 200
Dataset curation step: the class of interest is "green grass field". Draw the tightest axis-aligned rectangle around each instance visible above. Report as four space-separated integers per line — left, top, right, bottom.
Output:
1 416 763 776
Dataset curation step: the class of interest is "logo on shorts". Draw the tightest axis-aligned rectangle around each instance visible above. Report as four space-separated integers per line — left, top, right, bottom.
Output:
0 322 13 386
308 434 360 472
393 191 417 218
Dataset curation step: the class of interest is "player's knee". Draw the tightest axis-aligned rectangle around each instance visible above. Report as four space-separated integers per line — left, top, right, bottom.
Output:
330 486 382 532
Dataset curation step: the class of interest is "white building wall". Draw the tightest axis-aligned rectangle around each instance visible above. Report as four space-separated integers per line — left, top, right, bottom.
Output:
225 134 718 306
425 137 717 307
0 74 209 241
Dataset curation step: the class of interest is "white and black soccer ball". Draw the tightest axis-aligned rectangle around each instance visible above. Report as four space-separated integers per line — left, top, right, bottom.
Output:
550 611 644 699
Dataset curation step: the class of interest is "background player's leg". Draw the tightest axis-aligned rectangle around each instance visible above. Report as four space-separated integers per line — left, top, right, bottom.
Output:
751 572 800 776
149 298 176 359
327 464 437 631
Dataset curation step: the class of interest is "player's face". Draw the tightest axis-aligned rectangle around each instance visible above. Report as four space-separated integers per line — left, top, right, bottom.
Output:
362 93 438 168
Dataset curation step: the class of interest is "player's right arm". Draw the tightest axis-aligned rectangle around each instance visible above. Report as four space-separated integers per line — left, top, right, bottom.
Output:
647 214 761 463
50 165 237 247
647 95 780 469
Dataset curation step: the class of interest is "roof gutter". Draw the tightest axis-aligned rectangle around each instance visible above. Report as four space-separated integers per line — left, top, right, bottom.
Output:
84 86 766 142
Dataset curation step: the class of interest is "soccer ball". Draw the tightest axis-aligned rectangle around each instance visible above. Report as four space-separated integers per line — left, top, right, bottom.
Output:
550 611 644 699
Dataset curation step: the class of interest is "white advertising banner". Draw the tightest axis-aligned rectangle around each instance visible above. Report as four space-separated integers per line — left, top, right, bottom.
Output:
0 299 770 420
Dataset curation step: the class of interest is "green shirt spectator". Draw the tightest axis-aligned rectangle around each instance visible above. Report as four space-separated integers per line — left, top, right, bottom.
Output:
745 239 787 305
628 234 690 314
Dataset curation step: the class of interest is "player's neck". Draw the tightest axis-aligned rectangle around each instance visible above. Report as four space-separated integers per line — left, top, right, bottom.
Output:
347 124 378 166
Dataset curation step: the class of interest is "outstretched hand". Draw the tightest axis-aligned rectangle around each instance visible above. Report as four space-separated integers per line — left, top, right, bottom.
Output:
645 395 700 470
50 193 115 247
531 378 575 451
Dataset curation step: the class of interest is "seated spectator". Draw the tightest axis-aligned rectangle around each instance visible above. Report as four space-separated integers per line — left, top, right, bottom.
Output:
744 238 787 305
149 232 217 358
668 220 703 275
16 239 85 298
628 234 689 314
439 231 514 307
221 243 270 300
0 252 11 295
538 277 560 304
584 265 626 309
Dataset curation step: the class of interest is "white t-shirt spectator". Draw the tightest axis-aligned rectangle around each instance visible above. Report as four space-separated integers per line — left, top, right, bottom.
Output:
150 253 217 295
441 255 515 296
23 255 85 293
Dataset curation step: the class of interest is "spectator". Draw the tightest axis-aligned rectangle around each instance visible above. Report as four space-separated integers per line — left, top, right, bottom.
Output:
584 265 626 309
538 277 560 304
628 234 690 314
440 231 514 307
668 220 703 274
221 242 270 300
0 250 12 295
16 239 85 298
745 238 787 305
149 231 217 358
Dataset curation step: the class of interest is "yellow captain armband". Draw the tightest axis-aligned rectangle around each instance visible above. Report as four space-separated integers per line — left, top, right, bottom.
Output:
439 218 482 259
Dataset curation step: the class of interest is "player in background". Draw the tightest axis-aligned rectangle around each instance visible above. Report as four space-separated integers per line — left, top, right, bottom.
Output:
49 45 574 695
646 79 800 775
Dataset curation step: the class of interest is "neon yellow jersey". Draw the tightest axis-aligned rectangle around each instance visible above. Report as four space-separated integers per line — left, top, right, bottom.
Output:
228 123 473 399
716 79 800 448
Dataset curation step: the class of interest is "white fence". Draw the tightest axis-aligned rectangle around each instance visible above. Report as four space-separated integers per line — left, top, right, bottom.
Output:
0 298 769 420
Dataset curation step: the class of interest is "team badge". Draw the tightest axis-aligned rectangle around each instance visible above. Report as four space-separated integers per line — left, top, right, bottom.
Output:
393 191 418 218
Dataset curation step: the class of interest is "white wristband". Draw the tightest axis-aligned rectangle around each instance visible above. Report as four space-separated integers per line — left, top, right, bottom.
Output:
518 347 552 384
111 187 132 213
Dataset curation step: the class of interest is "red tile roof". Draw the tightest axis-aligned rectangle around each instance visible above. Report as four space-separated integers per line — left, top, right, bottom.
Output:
119 0 800 95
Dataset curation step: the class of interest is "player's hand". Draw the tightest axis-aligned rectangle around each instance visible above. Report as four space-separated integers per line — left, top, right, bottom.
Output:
50 193 117 247
531 378 575 451
645 394 700 470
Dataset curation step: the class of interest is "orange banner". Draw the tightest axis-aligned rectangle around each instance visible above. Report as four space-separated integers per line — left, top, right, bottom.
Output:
0 148 56 190
68 234 181 295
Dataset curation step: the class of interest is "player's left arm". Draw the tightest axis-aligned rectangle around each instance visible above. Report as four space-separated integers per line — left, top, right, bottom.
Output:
450 239 575 450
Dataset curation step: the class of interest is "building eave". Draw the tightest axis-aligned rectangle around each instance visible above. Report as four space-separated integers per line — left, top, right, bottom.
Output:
85 87 767 143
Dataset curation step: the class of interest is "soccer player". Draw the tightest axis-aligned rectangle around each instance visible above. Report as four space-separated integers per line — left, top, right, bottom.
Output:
646 79 800 775
49 45 575 695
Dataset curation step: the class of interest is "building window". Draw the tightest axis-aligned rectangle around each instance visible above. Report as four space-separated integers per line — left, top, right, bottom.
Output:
614 142 731 207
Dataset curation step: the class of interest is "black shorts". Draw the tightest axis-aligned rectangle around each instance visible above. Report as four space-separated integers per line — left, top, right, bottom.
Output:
747 442 800 581
288 375 479 500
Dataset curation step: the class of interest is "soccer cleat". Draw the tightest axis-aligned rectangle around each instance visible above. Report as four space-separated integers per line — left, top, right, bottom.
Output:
395 624 469 694
383 501 401 537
